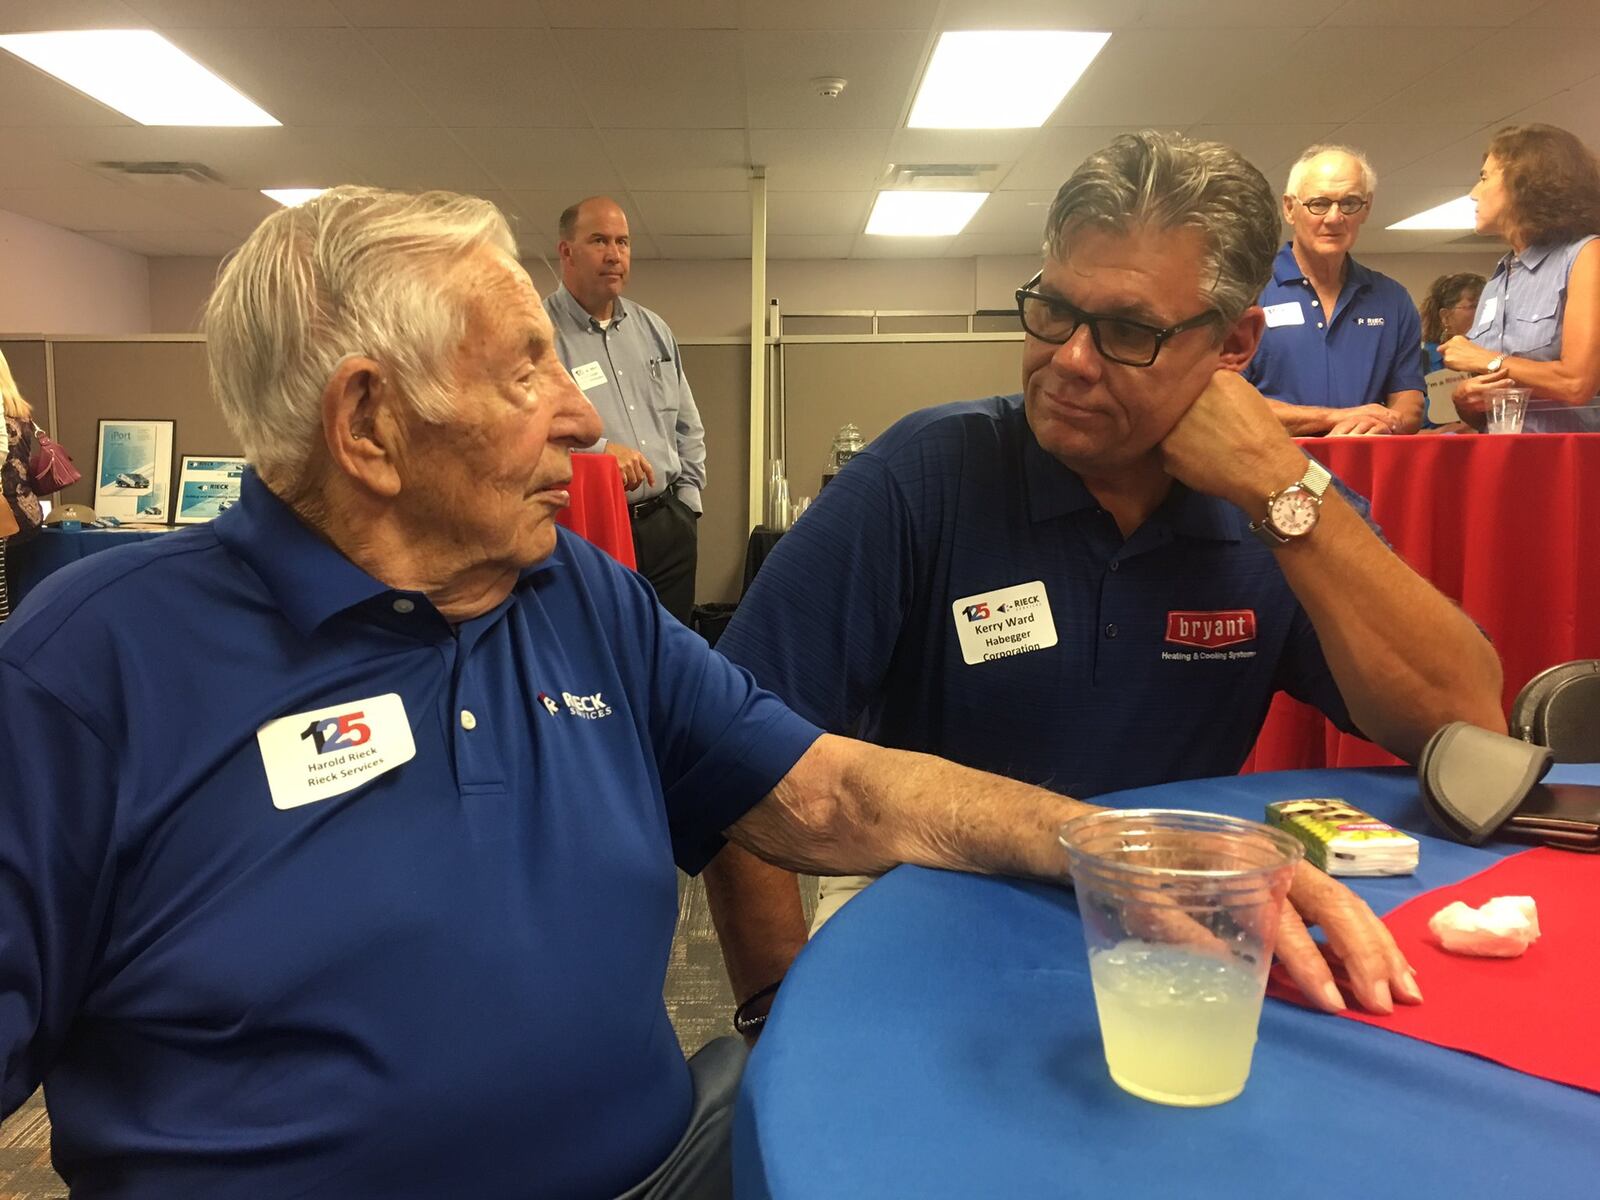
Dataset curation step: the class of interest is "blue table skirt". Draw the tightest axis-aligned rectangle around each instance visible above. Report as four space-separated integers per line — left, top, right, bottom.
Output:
8 527 169 610
735 766 1600 1199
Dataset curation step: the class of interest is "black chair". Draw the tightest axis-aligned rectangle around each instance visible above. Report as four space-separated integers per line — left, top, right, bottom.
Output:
1510 660 1600 762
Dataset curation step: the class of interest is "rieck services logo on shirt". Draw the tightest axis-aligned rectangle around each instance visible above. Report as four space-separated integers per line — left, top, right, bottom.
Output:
256 693 416 810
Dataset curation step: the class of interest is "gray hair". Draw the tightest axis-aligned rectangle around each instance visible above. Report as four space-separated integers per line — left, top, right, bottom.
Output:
1044 130 1279 325
1285 144 1378 198
203 185 516 485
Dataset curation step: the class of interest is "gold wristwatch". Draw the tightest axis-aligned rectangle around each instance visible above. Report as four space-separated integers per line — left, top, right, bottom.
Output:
1250 458 1333 546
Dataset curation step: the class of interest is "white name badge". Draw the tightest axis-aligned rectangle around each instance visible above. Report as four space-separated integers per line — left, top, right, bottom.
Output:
1263 302 1305 328
1480 296 1499 324
256 693 416 811
951 580 1058 666
570 361 608 391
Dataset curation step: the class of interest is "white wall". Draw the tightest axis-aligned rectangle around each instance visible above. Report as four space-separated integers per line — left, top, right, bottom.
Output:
149 257 224 334
0 207 151 335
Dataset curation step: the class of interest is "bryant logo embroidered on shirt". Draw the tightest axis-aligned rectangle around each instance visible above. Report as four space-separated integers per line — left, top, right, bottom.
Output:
1165 610 1257 649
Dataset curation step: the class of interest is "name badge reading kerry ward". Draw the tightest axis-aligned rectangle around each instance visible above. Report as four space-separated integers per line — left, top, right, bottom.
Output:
952 580 1058 665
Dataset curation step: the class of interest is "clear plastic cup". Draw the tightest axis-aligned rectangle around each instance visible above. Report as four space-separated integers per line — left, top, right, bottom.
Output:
1059 809 1304 1107
1486 387 1531 434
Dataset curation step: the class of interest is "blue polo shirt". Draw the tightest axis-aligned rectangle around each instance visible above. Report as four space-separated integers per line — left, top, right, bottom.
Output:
717 395 1357 800
0 472 819 1199
1245 244 1425 410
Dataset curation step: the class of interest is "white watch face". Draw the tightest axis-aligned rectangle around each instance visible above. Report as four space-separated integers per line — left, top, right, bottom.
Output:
1268 488 1319 536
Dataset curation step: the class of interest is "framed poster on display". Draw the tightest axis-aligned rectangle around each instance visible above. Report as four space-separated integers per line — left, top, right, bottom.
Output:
174 455 246 524
94 419 175 524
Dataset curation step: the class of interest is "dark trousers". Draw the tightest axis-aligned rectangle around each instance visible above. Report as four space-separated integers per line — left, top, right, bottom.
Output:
631 492 698 625
614 1037 746 1200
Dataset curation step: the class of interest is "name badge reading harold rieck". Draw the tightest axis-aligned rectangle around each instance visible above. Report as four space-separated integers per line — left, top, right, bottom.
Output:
952 580 1058 665
257 693 416 811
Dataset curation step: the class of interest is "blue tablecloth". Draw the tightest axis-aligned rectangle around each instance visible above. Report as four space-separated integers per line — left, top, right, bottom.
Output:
735 766 1600 1199
8 527 169 609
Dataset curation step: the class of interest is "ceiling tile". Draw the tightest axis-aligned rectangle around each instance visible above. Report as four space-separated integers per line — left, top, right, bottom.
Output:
736 0 941 31
42 124 363 189
998 126 1148 192
332 0 547 26
126 1 345 26
1505 72 1600 129
749 128 893 191
743 30 926 129
361 28 588 127
1183 124 1342 186
1361 30 1600 126
0 179 214 233
851 233 957 258
887 128 1036 166
164 27 433 127
554 30 747 129
0 1 147 31
632 191 751 237
93 229 244 255
769 191 868 236
1132 0 1328 26
963 190 1055 238
652 234 751 258
542 0 738 29
600 129 750 192
1524 0 1600 26
336 129 501 192
1326 0 1546 25
1326 123 1493 186
767 233 855 258
451 128 622 192
1052 29 1305 127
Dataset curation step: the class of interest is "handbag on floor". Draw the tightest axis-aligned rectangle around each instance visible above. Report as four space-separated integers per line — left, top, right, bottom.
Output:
27 422 82 493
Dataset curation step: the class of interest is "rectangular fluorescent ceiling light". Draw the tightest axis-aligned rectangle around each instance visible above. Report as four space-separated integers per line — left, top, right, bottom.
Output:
909 30 1111 129
0 30 278 126
866 191 987 237
262 188 327 207
1387 195 1476 231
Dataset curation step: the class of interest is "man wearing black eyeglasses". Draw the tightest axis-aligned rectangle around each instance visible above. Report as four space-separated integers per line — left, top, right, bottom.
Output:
710 131 1503 1018
1245 145 1426 436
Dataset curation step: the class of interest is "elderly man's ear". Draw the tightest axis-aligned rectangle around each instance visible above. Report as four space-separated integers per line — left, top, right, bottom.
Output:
322 356 405 498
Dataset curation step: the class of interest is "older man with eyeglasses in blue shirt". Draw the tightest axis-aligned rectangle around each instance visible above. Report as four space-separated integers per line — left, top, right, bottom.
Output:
1244 144 1427 436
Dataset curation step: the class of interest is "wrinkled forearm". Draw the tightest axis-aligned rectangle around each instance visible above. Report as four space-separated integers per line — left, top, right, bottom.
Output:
1266 398 1336 435
727 734 1097 883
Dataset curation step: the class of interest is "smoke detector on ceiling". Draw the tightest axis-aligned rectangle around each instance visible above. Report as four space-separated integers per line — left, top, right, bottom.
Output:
812 76 847 99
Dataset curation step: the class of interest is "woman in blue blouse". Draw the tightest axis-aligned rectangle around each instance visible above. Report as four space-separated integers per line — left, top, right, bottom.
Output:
1440 123 1600 433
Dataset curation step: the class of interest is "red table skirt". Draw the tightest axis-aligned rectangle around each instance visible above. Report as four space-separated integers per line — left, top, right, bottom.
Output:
1245 433 1600 771
554 452 635 569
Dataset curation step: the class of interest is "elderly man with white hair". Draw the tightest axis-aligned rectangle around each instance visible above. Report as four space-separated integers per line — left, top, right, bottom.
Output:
1245 144 1427 435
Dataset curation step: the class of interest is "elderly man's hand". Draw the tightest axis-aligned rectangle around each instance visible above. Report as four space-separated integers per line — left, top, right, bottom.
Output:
1277 860 1422 1014
605 441 657 491
1157 369 1308 510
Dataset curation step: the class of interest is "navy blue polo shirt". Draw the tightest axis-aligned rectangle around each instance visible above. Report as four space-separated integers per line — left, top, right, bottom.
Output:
0 472 819 1199
1244 244 1425 410
717 395 1357 800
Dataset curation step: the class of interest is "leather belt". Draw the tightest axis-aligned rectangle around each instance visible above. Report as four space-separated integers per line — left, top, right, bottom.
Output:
629 494 671 520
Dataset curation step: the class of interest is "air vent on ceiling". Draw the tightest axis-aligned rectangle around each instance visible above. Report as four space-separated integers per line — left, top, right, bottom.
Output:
93 160 224 186
881 162 1003 190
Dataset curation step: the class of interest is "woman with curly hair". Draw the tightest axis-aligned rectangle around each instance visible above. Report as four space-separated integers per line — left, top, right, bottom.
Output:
1441 123 1600 431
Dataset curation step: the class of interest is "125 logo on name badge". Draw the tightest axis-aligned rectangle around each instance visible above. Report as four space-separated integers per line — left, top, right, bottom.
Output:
256 693 416 811
951 580 1058 666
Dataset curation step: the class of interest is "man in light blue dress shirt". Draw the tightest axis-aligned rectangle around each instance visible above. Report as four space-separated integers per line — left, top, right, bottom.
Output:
544 197 707 623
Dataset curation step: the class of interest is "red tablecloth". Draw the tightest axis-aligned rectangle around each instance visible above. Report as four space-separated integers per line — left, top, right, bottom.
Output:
554 451 635 569
1247 433 1600 771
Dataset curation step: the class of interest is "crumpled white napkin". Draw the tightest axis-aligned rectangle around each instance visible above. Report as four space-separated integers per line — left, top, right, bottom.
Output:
1427 896 1541 958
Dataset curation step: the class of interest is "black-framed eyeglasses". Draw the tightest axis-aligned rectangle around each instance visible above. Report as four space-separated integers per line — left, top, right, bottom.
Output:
1294 195 1370 217
1014 274 1219 367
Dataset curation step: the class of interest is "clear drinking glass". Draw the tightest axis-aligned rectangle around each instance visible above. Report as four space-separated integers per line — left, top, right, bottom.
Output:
1059 809 1303 1107
1485 387 1531 434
